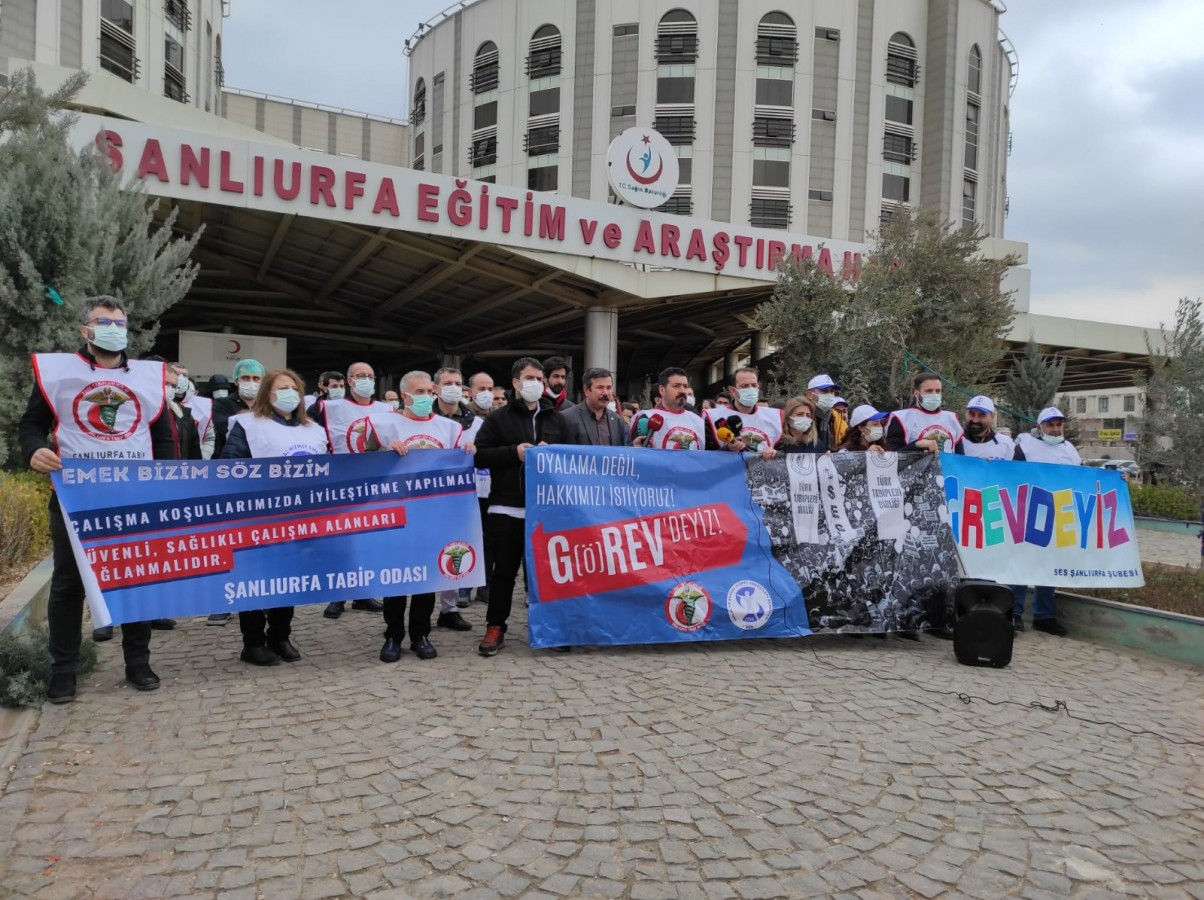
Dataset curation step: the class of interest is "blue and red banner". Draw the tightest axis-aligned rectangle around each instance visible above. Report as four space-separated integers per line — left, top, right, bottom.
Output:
941 455 1143 588
525 446 810 648
53 452 484 626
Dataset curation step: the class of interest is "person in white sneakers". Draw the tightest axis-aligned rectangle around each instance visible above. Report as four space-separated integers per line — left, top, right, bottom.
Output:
630 368 706 451
1009 407 1081 637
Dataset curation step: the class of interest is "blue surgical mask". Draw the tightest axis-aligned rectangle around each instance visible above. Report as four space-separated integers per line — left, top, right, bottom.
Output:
90 324 128 353
273 388 300 413
327 387 345 400
736 387 759 408
408 395 435 417
920 393 942 412
352 377 375 398
1042 433 1064 445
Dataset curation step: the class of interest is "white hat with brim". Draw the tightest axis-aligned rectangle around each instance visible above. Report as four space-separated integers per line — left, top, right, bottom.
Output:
807 374 838 391
1037 406 1066 423
966 395 995 414
849 404 888 428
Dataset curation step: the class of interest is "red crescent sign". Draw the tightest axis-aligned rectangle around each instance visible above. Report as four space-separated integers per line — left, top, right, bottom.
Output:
227 339 241 353
626 149 664 186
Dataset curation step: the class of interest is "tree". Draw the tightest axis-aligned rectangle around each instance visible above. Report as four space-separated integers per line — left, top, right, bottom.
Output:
0 69 201 466
1139 298 1204 495
756 207 1017 407
1001 339 1066 436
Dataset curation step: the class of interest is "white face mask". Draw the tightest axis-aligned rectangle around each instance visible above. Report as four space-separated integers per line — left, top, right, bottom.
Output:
920 393 943 412
519 379 544 403
351 377 375 398
212 389 229 400
273 388 301 414
815 394 837 412
790 416 812 433
865 425 884 443
606 401 617 412
89 324 128 353
326 386 345 400
173 375 192 399
474 389 494 409
1042 432 1065 445
440 385 463 405
685 394 696 408
736 387 759 408
238 380 259 402
387 399 401 411
164 384 177 404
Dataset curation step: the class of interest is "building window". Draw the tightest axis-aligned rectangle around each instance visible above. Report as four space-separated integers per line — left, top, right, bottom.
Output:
412 132 425 170
100 0 138 83
471 135 498 167
968 44 982 95
755 78 793 107
815 27 840 42
1076 397 1087 414
525 124 560 155
474 101 498 130
657 76 695 104
527 25 562 78
656 10 698 62
164 35 188 103
753 116 794 147
883 132 916 163
883 173 910 203
528 165 558 192
961 178 976 227
411 78 426 126
808 189 833 201
614 23 639 37
676 156 693 184
811 108 836 121
471 41 500 93
101 0 133 32
885 96 913 125
752 159 790 187
965 101 980 171
886 32 920 87
164 0 191 31
529 88 560 117
1098 397 1109 413
611 104 636 117
653 115 695 145
1123 394 1136 412
756 12 798 65
660 194 693 215
750 198 790 228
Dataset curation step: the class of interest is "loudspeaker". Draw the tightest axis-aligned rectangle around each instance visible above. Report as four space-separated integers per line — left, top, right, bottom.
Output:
953 580 1014 668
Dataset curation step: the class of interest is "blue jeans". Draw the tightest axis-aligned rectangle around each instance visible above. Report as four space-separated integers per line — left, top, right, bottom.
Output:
1010 585 1056 620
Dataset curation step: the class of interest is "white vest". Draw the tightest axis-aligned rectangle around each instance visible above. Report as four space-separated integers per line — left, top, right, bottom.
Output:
959 431 1015 461
890 407 964 447
633 408 706 451
1015 432 1081 465
705 405 783 452
370 413 464 450
321 398 397 454
32 353 165 460
236 415 329 457
183 395 213 437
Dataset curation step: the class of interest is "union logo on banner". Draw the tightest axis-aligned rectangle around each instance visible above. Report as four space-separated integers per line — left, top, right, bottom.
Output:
438 541 477 580
666 581 712 632
72 381 143 442
606 127 681 209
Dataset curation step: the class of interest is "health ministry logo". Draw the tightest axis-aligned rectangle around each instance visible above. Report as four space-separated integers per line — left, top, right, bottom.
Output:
606 127 680 209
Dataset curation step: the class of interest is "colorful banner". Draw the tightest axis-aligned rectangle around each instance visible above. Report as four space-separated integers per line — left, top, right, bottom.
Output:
941 455 1144 588
750 452 961 634
525 447 809 648
52 452 484 626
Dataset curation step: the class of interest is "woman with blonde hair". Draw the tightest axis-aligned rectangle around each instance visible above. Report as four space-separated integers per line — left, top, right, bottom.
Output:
220 368 328 666
765 396 828 459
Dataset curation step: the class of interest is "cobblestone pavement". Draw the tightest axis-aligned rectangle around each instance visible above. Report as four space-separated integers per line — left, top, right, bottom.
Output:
1137 528 1202 569
1 599 1201 899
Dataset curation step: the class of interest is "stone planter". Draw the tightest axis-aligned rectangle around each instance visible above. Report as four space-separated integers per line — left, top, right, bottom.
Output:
0 556 52 635
1054 591 1204 668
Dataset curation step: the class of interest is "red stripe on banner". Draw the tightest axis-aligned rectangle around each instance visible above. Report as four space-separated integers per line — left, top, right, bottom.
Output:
530 504 747 602
89 503 408 589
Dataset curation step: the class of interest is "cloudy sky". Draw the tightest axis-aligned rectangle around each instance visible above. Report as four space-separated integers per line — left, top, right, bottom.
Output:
222 0 1202 330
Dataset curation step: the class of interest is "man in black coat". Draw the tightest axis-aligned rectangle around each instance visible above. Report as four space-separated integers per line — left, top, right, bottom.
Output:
560 367 628 447
473 357 571 657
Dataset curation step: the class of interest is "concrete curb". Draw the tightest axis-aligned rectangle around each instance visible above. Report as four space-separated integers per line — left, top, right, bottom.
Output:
0 556 52 636
1056 590 1204 668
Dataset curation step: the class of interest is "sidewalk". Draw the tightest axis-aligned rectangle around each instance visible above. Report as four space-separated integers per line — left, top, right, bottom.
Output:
1 598 1201 898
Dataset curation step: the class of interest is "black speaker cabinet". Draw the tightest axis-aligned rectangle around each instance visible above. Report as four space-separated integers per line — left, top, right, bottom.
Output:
953 580 1014 668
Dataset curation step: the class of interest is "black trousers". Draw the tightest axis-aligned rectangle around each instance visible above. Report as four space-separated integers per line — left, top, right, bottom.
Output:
48 499 150 674
383 593 435 641
484 513 526 630
479 497 495 588
238 606 294 647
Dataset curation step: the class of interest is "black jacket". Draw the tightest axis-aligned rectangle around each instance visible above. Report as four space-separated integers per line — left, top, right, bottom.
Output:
18 348 176 466
474 398 570 508
212 394 253 458
437 400 478 431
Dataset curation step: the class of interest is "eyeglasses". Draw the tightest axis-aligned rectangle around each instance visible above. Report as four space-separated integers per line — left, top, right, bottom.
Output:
90 317 128 327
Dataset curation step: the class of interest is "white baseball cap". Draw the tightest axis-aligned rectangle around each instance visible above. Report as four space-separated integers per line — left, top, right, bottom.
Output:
807 374 837 391
1038 406 1066 423
833 396 848 408
849 404 888 428
966 395 995 414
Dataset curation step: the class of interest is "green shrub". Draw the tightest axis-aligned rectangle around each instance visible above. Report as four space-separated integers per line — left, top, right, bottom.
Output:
0 472 51 573
1128 483 1201 522
0 625 97 708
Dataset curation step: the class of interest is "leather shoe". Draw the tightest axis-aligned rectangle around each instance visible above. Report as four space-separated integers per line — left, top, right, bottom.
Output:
150 618 176 630
47 672 76 704
206 613 230 626
1032 617 1069 637
92 625 114 642
352 599 384 612
411 636 438 660
240 646 281 666
323 602 344 619
125 663 160 691
269 640 301 662
379 637 403 663
437 611 472 631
